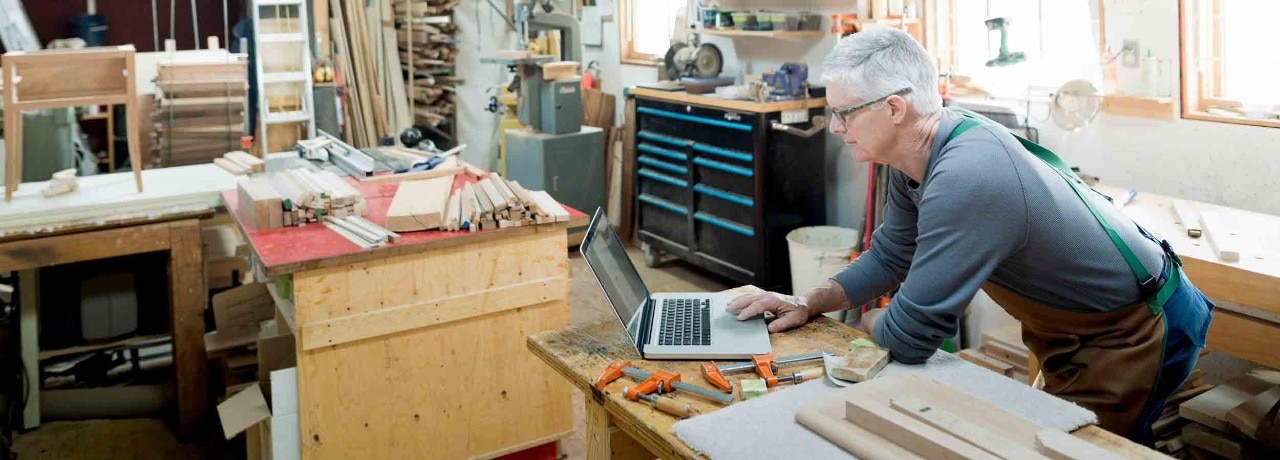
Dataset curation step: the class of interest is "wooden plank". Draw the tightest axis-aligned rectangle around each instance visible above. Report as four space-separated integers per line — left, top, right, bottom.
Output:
225 151 265 172
1170 200 1203 237
294 229 572 459
1206 310 1280 370
168 219 209 439
237 178 282 231
957 348 1015 376
891 396 1043 459
1199 210 1240 262
629 87 825 113
1180 424 1244 460
385 176 453 231
844 397 1000 460
1225 384 1280 441
1181 368 1280 432
587 398 612 459
1036 429 1122 460
299 278 566 350
0 221 171 270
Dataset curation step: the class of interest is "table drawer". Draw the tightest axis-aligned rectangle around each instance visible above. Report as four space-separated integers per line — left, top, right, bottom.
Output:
693 184 754 227
636 100 755 153
638 194 690 246
694 156 754 197
638 167 689 207
694 211 756 271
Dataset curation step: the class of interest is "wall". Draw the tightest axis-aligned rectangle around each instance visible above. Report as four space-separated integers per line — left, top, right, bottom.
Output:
15 0 242 53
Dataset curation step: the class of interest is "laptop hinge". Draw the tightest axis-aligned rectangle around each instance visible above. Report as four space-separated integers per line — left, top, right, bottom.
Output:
636 297 654 357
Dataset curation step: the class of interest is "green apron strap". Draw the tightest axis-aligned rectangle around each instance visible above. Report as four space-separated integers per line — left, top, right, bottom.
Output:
946 108 1166 311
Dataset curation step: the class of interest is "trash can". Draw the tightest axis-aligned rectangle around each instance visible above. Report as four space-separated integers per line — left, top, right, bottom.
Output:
786 226 859 320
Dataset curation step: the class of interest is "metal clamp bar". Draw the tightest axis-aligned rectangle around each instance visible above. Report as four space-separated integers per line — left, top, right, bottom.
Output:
770 116 828 138
621 367 734 404
716 352 825 373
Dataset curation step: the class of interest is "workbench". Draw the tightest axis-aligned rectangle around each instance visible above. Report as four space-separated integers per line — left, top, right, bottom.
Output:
528 296 1156 459
1096 186 1280 370
0 164 238 439
228 172 588 459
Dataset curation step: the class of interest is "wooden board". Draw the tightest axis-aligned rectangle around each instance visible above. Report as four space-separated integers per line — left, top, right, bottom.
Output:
1225 384 1280 441
385 175 453 231
294 229 572 459
1205 310 1280 370
211 283 274 335
1036 429 1122 460
957 348 1015 376
629 87 826 113
1180 368 1280 432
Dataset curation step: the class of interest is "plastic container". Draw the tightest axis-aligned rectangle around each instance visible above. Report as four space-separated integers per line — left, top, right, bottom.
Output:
743 13 760 30
786 226 860 316
770 14 788 31
731 12 748 30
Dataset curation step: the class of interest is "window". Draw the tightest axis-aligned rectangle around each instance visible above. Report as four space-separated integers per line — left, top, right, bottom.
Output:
620 0 685 65
1181 0 1280 128
943 0 1099 97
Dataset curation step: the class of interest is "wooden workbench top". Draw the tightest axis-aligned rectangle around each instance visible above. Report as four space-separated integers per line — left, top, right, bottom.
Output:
226 173 587 277
529 287 1158 459
630 86 826 113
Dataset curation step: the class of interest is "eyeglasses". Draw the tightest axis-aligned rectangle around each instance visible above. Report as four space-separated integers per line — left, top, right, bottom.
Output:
830 87 913 126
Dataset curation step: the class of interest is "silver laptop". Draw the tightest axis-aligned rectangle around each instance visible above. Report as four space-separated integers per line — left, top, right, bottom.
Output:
580 208 771 359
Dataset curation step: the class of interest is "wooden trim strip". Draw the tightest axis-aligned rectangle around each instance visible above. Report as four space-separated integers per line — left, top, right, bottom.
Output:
0 221 172 270
1206 309 1280 370
299 277 568 350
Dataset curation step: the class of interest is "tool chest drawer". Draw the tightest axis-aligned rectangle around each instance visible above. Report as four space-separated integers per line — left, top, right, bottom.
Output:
638 194 690 246
630 91 826 292
693 184 754 227
694 212 756 272
638 168 689 207
636 100 755 153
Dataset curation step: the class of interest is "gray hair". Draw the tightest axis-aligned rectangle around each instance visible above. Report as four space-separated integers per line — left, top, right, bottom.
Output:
821 28 942 117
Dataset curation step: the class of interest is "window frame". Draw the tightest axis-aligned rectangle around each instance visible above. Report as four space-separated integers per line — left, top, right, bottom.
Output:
1179 0 1280 128
618 0 662 66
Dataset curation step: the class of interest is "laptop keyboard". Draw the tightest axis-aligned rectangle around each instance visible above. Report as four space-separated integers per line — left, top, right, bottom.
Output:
658 298 712 346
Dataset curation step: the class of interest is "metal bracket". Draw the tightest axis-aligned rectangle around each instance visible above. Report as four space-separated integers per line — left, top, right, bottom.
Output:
770 116 828 138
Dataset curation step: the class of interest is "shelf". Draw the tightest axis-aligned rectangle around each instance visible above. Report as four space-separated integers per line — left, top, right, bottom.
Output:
1100 94 1175 120
857 17 920 26
696 29 824 39
39 334 170 361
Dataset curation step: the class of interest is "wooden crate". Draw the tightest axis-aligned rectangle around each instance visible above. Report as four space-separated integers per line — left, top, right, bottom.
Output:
292 229 573 459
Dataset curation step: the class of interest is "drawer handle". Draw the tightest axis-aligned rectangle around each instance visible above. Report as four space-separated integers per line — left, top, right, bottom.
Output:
694 184 754 207
695 212 755 237
771 116 828 138
637 130 694 148
638 143 688 161
638 156 688 175
638 107 753 132
692 143 753 162
638 168 688 187
639 194 689 215
694 157 754 177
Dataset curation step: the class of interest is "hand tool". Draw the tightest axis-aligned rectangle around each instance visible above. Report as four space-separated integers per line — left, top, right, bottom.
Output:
594 360 734 404
397 144 468 173
701 352 825 392
623 386 699 419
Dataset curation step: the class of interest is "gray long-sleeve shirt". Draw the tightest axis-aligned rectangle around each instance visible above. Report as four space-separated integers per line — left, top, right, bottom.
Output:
830 108 1165 364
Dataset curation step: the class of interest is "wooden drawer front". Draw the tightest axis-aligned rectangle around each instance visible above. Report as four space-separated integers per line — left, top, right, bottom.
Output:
693 184 754 228
636 100 755 153
638 167 689 207
694 211 756 272
693 156 754 197
638 194 690 246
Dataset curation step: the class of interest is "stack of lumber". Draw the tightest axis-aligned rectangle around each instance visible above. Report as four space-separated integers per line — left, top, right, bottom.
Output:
213 151 266 175
956 323 1031 383
327 0 412 148
384 168 569 233
152 59 248 166
236 169 365 231
796 373 1121 459
1167 368 1280 459
1148 367 1211 458
395 0 461 132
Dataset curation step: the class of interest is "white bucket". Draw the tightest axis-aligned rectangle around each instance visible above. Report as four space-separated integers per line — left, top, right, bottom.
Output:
786 226 860 319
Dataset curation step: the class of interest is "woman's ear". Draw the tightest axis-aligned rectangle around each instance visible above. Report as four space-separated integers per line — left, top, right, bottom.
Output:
886 95 909 124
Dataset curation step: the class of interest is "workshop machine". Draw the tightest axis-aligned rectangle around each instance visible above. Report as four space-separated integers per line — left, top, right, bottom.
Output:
655 35 733 93
985 17 1025 67
482 0 603 216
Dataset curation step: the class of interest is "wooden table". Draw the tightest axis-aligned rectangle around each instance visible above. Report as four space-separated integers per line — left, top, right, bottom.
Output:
0 210 211 439
229 173 588 459
529 313 1159 459
1096 186 1280 370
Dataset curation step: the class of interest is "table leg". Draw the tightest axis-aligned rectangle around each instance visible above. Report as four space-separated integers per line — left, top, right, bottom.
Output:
168 220 208 438
587 399 611 459
18 270 39 429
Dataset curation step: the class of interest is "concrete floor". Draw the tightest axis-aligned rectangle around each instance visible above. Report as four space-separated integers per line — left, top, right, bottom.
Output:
12 245 734 459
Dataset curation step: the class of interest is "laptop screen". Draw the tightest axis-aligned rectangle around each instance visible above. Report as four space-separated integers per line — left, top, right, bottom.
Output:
580 209 651 345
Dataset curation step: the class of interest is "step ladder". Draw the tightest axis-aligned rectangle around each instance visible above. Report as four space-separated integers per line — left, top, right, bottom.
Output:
251 0 315 155
0 0 39 52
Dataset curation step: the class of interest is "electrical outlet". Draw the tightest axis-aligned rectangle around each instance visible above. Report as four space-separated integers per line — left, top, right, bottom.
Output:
781 109 807 124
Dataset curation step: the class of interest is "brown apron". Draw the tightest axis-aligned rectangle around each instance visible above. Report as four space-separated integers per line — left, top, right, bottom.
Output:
982 281 1165 434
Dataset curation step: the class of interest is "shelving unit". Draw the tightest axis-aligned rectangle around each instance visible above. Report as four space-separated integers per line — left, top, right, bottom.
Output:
1100 94 1175 120
697 29 824 39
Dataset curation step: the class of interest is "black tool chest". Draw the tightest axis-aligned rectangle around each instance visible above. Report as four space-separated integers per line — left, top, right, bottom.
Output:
629 89 827 293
